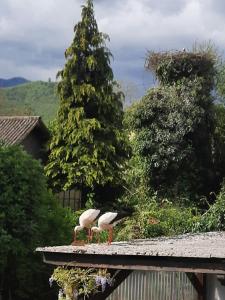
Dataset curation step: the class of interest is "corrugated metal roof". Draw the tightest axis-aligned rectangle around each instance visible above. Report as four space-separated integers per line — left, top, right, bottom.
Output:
0 116 45 145
36 232 225 259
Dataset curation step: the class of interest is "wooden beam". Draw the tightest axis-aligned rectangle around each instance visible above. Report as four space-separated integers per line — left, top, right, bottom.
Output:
186 273 206 300
42 252 225 274
217 274 225 286
88 270 132 300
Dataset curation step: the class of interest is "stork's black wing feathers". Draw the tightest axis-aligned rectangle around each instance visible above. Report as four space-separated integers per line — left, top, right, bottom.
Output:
93 210 101 222
108 211 131 224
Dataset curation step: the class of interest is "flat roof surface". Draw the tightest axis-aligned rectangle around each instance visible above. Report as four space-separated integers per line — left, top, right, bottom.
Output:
36 232 225 274
37 231 225 259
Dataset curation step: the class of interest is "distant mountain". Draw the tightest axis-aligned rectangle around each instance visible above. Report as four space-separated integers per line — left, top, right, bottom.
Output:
0 81 59 124
0 77 152 126
0 77 30 88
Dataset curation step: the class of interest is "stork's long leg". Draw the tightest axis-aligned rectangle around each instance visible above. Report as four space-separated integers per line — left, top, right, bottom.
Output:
108 228 113 245
111 228 113 244
97 231 100 244
87 228 91 243
90 229 93 242
73 231 76 242
108 229 110 245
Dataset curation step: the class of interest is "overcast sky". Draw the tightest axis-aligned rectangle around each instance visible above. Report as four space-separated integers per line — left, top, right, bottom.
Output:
1 0 225 97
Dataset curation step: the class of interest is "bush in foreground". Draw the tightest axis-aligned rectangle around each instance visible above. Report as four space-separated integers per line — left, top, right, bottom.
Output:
0 145 74 300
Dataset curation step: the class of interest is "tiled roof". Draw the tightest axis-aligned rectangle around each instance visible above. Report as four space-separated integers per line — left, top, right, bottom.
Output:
0 116 47 145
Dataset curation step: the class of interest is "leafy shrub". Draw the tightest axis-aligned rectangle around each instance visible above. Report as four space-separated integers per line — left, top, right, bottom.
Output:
212 104 225 189
129 50 219 202
115 196 199 241
0 145 75 300
194 185 225 232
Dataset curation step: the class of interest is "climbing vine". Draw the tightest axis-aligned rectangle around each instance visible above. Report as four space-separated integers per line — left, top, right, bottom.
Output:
130 48 219 202
50 267 113 299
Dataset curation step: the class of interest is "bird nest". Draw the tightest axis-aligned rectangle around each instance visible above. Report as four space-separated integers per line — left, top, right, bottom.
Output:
145 50 216 85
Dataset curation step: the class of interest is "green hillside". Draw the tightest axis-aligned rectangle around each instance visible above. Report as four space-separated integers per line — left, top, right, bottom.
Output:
0 80 135 126
0 81 59 125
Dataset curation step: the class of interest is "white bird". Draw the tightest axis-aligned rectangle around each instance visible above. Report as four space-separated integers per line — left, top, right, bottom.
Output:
74 209 100 243
91 212 128 245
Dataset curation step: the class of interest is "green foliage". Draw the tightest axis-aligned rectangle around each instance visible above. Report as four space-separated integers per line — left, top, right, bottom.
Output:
130 50 217 202
212 104 225 188
51 267 112 299
120 152 148 208
195 184 225 232
45 0 129 206
0 89 7 112
0 81 133 124
0 81 58 124
119 108 150 207
117 109 200 238
147 50 217 89
130 80 214 200
215 61 225 100
115 196 199 241
0 145 74 300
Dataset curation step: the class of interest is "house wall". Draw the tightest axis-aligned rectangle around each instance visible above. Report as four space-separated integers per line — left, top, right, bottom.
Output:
21 129 45 161
107 271 198 300
206 274 225 300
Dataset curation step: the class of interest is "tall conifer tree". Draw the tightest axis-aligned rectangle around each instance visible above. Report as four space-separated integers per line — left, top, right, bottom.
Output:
45 0 129 205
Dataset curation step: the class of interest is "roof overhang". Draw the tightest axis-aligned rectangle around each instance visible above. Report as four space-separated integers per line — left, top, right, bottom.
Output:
36 232 225 274
41 251 225 274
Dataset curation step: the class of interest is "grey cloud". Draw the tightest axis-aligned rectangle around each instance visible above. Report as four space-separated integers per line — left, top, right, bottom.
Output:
0 40 64 68
1 0 225 97
143 0 188 14
95 0 187 15
203 0 225 14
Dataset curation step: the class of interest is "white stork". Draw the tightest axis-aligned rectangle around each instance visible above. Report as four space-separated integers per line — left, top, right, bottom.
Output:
74 209 100 243
91 212 128 245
